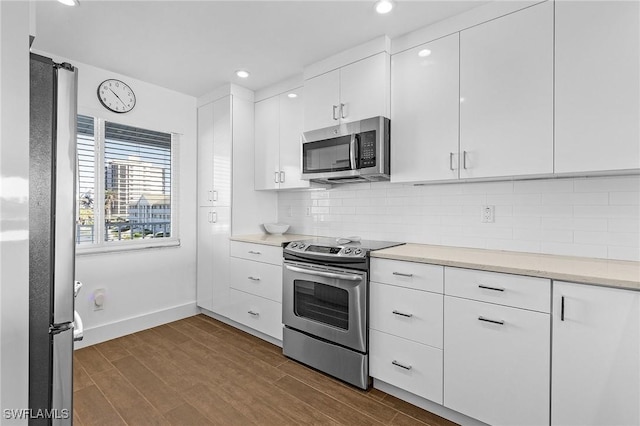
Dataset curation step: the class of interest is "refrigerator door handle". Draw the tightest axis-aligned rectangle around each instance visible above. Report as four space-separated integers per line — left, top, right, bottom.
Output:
74 280 83 298
73 311 83 341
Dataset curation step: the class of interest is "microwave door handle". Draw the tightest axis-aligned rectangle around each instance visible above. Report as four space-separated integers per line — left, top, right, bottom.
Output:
285 264 363 281
350 134 358 170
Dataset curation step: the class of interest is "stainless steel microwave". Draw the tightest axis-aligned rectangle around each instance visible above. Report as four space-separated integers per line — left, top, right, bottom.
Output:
301 116 390 184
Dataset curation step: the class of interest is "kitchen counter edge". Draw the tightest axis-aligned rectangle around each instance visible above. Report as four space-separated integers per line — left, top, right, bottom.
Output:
371 243 640 291
230 233 315 247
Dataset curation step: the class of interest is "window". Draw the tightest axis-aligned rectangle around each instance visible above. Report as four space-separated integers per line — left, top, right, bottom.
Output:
76 115 178 249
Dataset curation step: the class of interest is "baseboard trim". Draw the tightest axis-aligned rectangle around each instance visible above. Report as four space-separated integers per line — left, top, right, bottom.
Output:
373 379 488 426
74 302 199 349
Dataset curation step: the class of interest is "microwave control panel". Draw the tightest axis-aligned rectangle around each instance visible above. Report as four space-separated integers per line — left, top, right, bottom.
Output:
358 131 376 168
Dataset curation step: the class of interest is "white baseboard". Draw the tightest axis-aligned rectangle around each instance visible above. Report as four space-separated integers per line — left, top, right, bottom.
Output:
74 302 199 349
373 379 488 426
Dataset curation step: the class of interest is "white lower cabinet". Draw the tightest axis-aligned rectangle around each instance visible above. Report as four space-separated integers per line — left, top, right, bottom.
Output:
369 259 444 404
369 329 443 403
443 295 551 426
227 241 283 340
227 289 283 340
551 282 639 426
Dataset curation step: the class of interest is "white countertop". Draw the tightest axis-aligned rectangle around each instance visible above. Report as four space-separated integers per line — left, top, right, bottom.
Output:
372 243 640 291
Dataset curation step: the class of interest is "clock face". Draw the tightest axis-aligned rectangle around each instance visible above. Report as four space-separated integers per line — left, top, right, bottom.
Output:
97 79 136 113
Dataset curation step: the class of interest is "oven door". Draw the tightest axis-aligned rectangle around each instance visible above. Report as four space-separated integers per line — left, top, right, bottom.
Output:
283 261 367 353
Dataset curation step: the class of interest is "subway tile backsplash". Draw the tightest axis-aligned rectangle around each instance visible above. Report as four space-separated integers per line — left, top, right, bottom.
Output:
278 175 640 261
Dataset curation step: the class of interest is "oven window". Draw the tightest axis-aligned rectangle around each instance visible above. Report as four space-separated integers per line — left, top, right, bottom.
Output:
293 280 349 330
303 135 352 173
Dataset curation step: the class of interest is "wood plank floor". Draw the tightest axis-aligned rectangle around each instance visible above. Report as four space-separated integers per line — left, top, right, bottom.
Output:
73 314 458 426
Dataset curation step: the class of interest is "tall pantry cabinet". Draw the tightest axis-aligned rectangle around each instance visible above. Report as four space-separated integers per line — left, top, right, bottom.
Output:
196 85 277 316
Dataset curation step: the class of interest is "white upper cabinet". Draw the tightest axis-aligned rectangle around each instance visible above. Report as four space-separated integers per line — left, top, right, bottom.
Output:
303 52 390 131
254 96 280 190
552 282 639 426
339 53 390 124
459 1 553 179
278 88 307 189
555 1 640 174
255 87 308 190
391 33 460 183
303 70 340 131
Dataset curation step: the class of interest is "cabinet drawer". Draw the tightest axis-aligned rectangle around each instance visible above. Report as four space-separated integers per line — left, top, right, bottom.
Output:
227 289 282 340
230 257 282 302
230 241 282 266
444 295 550 426
370 282 443 348
445 267 550 312
370 258 443 293
370 330 443 404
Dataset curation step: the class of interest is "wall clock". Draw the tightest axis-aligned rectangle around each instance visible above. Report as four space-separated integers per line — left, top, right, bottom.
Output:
97 79 136 113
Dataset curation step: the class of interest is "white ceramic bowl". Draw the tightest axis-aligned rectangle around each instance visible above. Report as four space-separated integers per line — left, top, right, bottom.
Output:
263 223 290 235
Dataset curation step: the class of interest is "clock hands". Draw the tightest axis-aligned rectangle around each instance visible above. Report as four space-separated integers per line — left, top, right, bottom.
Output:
109 88 127 107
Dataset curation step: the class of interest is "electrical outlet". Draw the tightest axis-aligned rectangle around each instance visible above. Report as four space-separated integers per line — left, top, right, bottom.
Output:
93 288 106 311
481 205 495 223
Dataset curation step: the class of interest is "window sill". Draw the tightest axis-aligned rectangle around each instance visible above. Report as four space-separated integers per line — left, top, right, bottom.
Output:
76 238 181 256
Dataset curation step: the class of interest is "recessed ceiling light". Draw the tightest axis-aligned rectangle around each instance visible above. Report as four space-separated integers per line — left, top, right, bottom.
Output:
235 70 250 79
57 0 79 6
375 0 394 14
418 49 432 58
287 93 298 98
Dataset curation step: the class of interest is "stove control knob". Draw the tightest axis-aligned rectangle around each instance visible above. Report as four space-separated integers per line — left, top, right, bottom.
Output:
354 249 363 255
290 243 298 248
344 248 352 254
298 243 306 249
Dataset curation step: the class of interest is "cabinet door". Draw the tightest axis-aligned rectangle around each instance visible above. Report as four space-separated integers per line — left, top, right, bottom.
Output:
212 96 232 206
211 206 231 314
197 103 214 207
196 207 214 311
340 52 390 124
555 1 640 174
460 2 553 179
254 96 280 190
552 282 639 426
278 89 309 190
391 34 459 183
444 296 550 426
303 69 340 131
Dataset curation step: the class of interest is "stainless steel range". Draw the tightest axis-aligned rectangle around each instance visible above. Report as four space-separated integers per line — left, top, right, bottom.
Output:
282 237 403 389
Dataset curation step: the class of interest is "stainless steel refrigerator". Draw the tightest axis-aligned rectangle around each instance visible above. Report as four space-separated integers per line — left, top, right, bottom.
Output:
29 53 83 426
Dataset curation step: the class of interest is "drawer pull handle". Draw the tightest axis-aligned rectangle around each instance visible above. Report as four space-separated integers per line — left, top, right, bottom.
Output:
392 272 413 278
248 250 261 255
392 360 412 370
392 310 413 318
478 316 504 325
248 276 260 281
561 296 565 321
248 311 260 317
478 284 505 292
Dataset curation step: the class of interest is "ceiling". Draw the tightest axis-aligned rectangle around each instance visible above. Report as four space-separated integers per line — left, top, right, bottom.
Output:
33 0 486 98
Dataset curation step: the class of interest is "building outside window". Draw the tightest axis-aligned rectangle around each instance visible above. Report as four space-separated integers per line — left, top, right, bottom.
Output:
76 115 178 249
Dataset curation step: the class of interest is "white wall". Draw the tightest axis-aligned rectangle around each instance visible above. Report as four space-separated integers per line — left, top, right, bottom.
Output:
33 52 199 347
0 2 30 421
279 175 640 262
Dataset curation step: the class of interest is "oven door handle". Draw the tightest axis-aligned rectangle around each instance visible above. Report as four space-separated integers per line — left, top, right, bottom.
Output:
285 264 363 281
